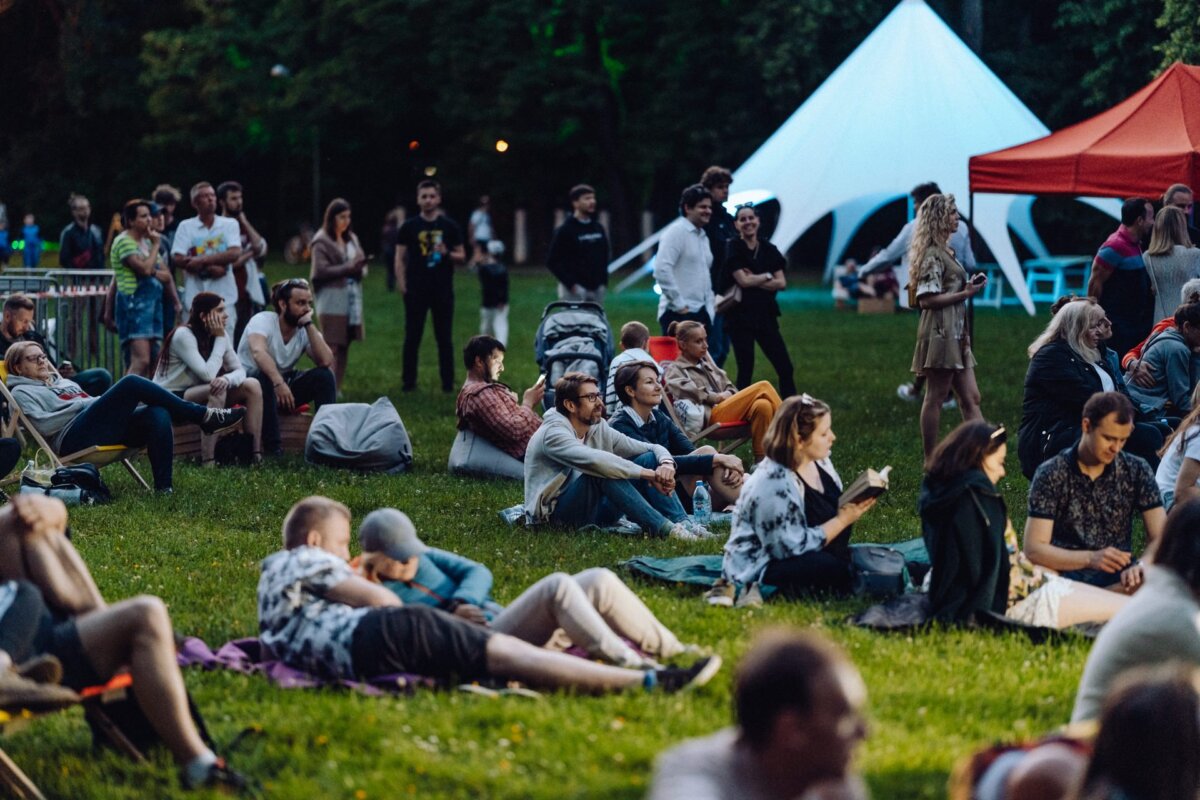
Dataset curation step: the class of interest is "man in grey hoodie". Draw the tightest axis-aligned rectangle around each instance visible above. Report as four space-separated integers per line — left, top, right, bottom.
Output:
524 372 714 540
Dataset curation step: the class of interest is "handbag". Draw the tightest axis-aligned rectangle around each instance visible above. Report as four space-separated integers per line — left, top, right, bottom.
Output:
715 284 742 314
850 545 907 597
21 455 111 505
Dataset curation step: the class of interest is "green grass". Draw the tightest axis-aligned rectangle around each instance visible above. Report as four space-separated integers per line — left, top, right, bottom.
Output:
4 264 1096 799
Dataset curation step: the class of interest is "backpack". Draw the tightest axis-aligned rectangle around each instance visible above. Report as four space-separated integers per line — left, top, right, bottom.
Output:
304 397 413 473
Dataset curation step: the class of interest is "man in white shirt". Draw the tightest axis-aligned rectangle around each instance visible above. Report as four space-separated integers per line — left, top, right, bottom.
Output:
217 181 268 342
237 279 335 456
649 629 869 800
654 184 716 336
170 181 242 337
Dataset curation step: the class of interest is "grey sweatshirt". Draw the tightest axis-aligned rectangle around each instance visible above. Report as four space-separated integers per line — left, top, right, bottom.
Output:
1126 327 1196 414
523 408 672 523
7 374 96 450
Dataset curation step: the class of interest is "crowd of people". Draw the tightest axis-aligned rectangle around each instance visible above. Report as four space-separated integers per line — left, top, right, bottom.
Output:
3 172 1200 799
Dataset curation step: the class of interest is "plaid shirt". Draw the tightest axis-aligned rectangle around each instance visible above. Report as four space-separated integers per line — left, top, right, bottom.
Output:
456 381 542 460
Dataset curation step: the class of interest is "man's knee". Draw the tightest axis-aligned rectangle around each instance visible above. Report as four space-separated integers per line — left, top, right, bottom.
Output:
118 595 172 636
631 451 659 469
242 377 263 398
574 567 619 596
540 572 574 600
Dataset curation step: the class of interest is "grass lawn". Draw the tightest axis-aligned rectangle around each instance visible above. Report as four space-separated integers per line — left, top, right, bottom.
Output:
4 264 1106 799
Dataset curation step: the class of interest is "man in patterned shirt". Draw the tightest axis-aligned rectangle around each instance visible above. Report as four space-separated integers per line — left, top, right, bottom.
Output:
451 335 544 479
257 496 721 693
1023 392 1165 591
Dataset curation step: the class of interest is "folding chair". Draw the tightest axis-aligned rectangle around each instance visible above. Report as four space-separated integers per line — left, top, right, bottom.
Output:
0 364 150 491
645 338 752 455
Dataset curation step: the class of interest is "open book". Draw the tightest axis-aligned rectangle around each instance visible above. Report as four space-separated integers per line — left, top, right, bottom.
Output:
838 465 891 507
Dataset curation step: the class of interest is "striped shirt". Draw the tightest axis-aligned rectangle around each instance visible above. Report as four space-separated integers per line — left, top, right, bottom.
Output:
109 231 154 295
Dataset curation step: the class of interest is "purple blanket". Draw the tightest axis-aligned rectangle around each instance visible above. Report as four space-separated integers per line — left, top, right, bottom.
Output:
176 636 436 696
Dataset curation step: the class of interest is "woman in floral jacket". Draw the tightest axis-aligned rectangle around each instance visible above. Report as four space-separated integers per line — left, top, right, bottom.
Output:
720 395 875 598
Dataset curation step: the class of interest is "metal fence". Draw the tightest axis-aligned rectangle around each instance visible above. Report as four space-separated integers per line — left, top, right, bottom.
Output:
0 269 123 378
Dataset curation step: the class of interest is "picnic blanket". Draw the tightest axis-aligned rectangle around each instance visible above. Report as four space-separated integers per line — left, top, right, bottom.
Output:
176 636 436 696
622 538 931 590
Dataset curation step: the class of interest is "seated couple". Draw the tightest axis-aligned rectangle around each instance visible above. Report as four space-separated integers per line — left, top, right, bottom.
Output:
5 340 245 493
0 494 252 791
712 395 876 606
258 497 721 694
353 508 697 669
662 320 783 461
523 372 718 540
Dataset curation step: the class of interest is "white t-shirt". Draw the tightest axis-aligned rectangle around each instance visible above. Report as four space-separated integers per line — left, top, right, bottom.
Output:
469 208 493 241
171 215 242 310
1090 362 1115 392
1156 423 1200 501
237 311 310 375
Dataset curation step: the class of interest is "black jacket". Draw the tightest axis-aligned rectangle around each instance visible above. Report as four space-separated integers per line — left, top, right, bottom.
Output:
918 468 1009 623
1018 339 1120 478
608 406 714 475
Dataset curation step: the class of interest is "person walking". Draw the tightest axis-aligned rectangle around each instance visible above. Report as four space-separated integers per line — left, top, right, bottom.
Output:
908 193 986 460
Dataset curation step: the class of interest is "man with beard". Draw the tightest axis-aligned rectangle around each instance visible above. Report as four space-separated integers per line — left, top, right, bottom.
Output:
217 181 269 342
523 372 714 540
654 185 716 336
450 335 544 479
237 279 335 457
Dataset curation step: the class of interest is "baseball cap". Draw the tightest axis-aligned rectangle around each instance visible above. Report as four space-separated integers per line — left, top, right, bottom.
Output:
358 508 428 561
148 202 164 216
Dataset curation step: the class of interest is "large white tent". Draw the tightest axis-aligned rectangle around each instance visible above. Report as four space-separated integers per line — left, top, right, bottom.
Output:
612 0 1118 314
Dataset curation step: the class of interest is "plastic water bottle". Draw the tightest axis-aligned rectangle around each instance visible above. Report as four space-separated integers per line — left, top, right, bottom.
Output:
693 481 712 525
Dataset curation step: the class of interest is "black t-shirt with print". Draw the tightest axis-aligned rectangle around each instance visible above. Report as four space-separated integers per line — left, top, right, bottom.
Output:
397 214 463 290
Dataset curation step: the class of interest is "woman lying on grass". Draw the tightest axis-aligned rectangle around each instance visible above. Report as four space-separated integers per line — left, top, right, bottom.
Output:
920 420 1129 628
715 395 875 606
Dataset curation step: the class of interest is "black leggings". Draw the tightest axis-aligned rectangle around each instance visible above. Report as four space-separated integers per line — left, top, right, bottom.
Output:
727 319 796 397
763 548 853 597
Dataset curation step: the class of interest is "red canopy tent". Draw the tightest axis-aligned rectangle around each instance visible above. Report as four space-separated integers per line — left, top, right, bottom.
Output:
970 62 1200 198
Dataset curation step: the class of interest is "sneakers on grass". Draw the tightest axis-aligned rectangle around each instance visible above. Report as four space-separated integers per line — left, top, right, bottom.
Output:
181 757 255 794
199 407 246 435
704 578 735 607
735 582 764 609
896 383 919 402
646 655 723 693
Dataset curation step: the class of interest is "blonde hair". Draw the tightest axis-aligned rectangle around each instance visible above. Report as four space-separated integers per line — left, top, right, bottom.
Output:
4 340 46 380
1146 206 1193 257
282 496 351 549
1027 296 1102 364
906 193 958 307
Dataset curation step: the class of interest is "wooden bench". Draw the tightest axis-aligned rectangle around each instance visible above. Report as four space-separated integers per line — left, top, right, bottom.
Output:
172 412 312 460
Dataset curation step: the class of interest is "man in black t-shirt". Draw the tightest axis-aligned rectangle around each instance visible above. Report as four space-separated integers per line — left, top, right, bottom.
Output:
546 184 610 303
701 167 737 367
394 180 466 392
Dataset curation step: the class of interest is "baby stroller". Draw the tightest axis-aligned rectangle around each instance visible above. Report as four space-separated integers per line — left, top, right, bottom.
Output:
534 300 614 411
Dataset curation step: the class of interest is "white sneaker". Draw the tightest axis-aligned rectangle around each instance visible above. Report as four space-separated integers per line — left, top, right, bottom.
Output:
668 522 703 541
896 383 919 402
688 522 720 539
942 396 958 411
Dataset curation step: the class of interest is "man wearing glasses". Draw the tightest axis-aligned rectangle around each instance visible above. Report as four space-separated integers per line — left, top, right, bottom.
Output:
523 372 714 540
238 279 335 457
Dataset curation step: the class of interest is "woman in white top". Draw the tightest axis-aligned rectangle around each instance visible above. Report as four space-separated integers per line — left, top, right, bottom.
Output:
1144 205 1200 321
1155 383 1200 510
154 291 263 464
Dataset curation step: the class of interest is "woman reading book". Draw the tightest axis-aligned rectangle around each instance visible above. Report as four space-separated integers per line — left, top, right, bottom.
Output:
716 395 876 604
661 319 781 461
908 193 985 460
920 420 1128 627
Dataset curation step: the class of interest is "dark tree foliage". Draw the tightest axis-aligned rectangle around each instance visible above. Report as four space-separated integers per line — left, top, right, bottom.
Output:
0 0 1177 257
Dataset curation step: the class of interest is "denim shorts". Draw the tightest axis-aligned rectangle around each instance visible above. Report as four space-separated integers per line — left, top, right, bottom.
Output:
115 280 164 342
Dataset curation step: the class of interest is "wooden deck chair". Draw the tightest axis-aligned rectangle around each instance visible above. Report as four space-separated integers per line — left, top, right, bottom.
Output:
0 363 150 491
645 339 752 455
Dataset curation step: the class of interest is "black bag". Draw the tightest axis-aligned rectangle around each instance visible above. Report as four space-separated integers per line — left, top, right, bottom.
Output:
21 463 112 505
214 432 255 466
850 546 907 597
85 683 213 758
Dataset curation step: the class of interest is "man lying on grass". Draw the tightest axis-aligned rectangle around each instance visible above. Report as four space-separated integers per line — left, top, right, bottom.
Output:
257 496 721 693
523 372 715 540
355 508 704 669
0 494 252 793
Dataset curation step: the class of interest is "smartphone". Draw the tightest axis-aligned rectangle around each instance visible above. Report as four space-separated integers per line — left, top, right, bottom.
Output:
534 374 547 389
971 272 987 285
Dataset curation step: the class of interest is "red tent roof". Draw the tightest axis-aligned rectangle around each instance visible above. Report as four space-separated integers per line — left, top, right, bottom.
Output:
970 62 1200 197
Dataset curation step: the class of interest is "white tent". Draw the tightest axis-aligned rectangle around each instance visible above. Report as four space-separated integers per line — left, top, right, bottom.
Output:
612 0 1118 314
